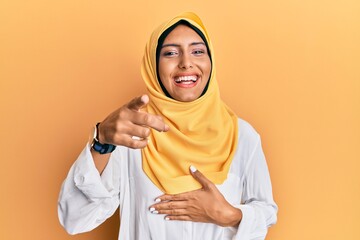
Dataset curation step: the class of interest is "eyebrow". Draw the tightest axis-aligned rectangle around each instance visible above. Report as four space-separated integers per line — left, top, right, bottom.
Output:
161 42 206 48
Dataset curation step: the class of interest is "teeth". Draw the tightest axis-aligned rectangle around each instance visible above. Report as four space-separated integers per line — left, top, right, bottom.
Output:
179 81 193 85
175 75 198 83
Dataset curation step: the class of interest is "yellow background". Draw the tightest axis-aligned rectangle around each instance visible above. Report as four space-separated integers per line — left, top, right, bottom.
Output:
1 0 359 239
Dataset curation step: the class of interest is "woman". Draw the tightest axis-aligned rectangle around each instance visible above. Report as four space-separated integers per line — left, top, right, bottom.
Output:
58 12 277 239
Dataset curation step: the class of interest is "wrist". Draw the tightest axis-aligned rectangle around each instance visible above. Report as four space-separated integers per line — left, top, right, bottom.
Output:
96 122 105 144
229 206 242 227
220 205 242 227
89 122 116 154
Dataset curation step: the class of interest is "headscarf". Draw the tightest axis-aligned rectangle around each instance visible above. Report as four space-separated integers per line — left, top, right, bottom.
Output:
141 12 238 194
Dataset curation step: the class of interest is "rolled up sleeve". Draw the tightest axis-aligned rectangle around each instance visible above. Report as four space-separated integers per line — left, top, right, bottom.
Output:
233 136 278 240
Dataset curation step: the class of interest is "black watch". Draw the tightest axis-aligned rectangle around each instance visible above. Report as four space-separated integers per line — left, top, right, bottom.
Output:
89 123 116 154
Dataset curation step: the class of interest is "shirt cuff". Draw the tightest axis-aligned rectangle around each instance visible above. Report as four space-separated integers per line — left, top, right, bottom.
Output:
73 144 112 201
232 204 255 240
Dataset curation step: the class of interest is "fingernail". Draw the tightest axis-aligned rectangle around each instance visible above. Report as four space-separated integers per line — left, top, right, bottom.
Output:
155 198 161 203
151 210 159 214
141 95 149 103
165 217 170 221
149 207 155 212
190 165 197 173
164 124 170 131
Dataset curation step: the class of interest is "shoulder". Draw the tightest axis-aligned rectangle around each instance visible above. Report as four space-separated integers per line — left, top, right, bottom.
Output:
229 118 262 174
237 118 260 145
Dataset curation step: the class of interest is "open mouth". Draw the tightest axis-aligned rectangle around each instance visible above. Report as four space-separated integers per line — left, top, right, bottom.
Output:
174 75 198 85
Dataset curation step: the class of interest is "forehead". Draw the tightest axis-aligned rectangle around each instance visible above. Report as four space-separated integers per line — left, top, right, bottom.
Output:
163 24 204 44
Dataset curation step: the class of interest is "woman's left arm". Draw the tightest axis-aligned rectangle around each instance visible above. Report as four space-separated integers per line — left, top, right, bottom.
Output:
149 135 278 239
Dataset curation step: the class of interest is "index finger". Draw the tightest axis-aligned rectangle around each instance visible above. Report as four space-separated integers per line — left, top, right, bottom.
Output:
131 112 170 132
127 94 149 111
154 193 190 202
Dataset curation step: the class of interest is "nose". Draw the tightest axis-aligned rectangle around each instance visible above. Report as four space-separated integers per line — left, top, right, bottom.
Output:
178 53 193 69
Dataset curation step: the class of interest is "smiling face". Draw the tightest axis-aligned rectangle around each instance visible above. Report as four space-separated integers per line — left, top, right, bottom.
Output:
158 24 212 102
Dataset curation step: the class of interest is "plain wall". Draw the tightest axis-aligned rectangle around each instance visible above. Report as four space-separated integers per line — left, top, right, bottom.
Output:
0 0 359 239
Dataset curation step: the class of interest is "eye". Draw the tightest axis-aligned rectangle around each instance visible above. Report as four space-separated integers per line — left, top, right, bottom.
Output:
192 49 206 55
162 51 178 57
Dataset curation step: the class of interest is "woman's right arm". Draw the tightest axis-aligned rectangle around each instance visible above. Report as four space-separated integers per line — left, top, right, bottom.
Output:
58 94 169 234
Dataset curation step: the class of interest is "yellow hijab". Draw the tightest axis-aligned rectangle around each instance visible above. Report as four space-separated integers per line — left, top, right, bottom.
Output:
141 12 238 194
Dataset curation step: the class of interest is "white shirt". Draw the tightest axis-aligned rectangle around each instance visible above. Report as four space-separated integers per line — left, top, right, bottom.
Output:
58 118 277 240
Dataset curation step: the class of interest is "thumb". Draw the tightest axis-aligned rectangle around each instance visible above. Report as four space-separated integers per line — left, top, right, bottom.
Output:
127 94 149 111
189 165 212 189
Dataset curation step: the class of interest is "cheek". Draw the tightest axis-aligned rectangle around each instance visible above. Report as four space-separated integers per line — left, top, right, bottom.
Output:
197 56 211 71
158 63 168 85
201 61 212 79
159 61 174 80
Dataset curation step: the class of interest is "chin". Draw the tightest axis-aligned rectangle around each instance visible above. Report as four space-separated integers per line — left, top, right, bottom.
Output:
175 94 200 102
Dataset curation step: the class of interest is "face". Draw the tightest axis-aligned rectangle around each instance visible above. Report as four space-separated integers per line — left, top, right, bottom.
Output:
158 24 211 102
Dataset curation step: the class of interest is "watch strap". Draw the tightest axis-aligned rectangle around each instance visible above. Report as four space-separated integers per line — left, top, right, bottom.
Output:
92 123 116 154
